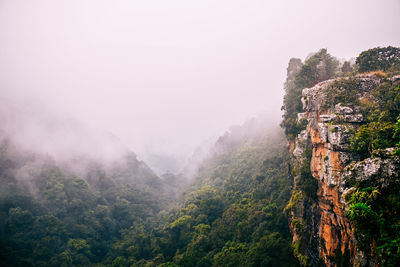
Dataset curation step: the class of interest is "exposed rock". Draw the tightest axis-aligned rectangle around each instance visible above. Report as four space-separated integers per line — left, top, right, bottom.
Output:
287 75 391 266
327 125 352 150
293 145 304 159
390 75 400 82
319 114 337 123
297 112 307 122
317 123 328 143
298 129 309 143
335 103 353 114
344 149 400 189
293 130 310 161
343 114 363 123
391 75 400 85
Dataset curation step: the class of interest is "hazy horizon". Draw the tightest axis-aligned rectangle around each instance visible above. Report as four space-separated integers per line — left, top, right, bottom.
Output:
1 0 399 173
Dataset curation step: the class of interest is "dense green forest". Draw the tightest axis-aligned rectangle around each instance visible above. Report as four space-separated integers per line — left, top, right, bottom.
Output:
116 123 299 266
0 142 174 266
0 117 298 266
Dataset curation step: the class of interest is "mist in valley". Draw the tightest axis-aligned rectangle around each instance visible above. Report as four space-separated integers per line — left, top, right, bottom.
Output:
1 0 399 175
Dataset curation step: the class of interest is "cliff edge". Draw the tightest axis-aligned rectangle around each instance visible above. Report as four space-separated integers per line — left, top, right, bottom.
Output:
286 73 400 266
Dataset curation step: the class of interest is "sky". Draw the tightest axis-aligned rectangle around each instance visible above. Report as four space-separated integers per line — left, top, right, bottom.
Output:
0 0 399 171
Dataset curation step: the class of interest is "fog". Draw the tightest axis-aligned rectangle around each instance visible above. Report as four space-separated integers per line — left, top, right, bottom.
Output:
0 94 130 163
1 0 399 173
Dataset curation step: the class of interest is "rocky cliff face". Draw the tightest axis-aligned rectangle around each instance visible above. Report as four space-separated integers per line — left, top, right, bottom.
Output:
343 147 400 266
286 74 400 266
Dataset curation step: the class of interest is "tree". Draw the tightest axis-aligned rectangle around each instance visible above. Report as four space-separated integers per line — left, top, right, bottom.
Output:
356 46 400 72
282 49 339 140
341 61 353 74
294 48 339 88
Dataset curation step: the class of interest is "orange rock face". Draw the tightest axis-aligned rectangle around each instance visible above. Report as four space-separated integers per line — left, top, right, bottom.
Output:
287 75 384 266
312 126 355 265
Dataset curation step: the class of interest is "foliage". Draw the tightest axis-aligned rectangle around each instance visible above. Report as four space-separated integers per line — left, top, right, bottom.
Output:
325 78 360 108
0 146 169 266
282 49 339 140
356 46 400 73
111 127 299 266
350 122 397 159
0 123 298 266
281 46 400 265
294 49 339 89
340 61 353 74
394 117 400 155
296 148 318 200
349 81 400 159
346 185 400 266
285 191 303 212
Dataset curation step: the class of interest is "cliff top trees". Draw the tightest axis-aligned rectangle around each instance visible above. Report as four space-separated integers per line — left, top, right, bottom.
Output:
294 48 339 89
356 46 400 73
282 49 339 140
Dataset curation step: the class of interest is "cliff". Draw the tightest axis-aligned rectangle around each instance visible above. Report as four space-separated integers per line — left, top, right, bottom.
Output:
286 74 400 266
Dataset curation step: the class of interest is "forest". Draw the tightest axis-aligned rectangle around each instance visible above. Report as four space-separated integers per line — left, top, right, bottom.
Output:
0 117 298 266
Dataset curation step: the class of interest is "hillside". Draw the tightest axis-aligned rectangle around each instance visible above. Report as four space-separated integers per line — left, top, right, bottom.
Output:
109 119 299 266
0 104 177 266
0 107 299 266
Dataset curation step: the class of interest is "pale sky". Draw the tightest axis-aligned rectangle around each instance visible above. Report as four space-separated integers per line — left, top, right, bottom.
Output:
1 0 399 168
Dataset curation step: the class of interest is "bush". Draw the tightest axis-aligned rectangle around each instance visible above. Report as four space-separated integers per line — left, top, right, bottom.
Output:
350 122 396 159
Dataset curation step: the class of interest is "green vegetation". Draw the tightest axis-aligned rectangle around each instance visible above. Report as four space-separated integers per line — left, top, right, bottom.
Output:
112 127 299 266
281 46 400 265
324 46 400 264
349 80 400 159
394 118 400 155
285 191 303 212
281 49 339 140
346 185 400 266
293 49 339 90
0 144 170 266
3 45 400 267
324 78 360 108
350 121 398 159
321 47 400 160
0 123 299 266
296 148 317 200
356 46 400 73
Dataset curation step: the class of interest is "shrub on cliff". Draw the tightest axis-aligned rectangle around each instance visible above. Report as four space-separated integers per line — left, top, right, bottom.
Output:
350 122 397 159
350 81 400 159
346 185 400 266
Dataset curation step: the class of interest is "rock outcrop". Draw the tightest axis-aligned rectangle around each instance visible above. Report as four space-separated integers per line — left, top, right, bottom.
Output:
286 74 400 266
